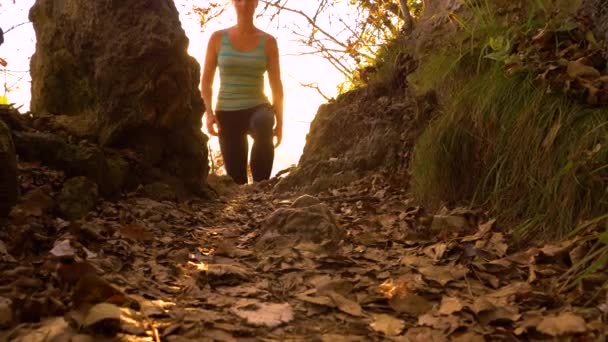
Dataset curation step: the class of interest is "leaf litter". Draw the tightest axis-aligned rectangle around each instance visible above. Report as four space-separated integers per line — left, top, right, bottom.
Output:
0 166 606 340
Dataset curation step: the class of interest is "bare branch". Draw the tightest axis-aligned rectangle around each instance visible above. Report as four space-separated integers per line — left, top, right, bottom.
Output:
300 82 332 101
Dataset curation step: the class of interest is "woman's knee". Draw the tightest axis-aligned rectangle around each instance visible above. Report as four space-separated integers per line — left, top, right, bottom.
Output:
249 106 275 135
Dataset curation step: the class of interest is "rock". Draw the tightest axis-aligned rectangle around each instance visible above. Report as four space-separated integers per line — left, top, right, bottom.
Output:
278 84 427 192
291 195 321 208
255 202 345 255
13 131 129 196
0 120 18 217
29 0 208 192
207 173 238 197
57 177 99 220
143 182 177 202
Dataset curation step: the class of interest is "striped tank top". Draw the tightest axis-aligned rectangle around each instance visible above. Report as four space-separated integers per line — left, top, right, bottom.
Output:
216 30 269 111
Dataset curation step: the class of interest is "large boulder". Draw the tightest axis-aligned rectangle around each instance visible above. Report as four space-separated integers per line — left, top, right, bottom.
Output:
0 120 18 217
29 0 208 192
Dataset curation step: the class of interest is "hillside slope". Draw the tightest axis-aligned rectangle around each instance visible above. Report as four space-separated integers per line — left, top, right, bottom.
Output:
282 0 608 240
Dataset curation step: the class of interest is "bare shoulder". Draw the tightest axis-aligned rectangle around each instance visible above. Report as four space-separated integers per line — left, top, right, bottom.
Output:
210 29 225 43
263 32 278 48
207 29 225 53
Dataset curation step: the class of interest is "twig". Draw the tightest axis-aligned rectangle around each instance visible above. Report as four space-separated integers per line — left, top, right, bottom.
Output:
299 82 332 101
151 324 160 342
463 273 474 298
4 22 31 35
318 195 380 203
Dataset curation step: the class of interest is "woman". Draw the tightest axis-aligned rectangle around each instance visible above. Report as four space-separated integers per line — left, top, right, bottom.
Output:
201 0 284 185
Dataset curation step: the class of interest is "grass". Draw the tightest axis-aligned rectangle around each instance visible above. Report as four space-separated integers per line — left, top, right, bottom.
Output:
408 0 608 240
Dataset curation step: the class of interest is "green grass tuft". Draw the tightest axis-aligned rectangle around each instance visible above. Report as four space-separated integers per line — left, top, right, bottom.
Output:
409 0 608 240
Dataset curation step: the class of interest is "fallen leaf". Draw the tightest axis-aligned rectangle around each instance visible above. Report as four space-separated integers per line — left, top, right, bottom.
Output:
488 282 532 299
462 219 495 242
567 59 600 79
72 274 127 308
199 263 253 286
370 314 405 336
321 334 366 342
326 291 363 317
486 233 509 257
401 254 433 268
537 312 586 336
82 302 121 329
418 313 461 333
514 310 544 335
418 265 468 286
423 242 448 260
403 326 447 342
120 224 154 241
296 293 336 307
439 296 464 315
231 300 293 328
389 292 433 315
451 332 484 342
8 317 73 342
50 239 76 258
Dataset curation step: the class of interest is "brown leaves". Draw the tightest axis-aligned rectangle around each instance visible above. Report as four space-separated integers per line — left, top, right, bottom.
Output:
1 163 606 340
438 296 464 315
231 300 294 328
418 265 468 286
537 312 587 336
510 18 608 106
370 314 405 336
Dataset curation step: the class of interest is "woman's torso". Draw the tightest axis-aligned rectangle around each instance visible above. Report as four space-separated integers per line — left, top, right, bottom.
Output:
216 28 269 111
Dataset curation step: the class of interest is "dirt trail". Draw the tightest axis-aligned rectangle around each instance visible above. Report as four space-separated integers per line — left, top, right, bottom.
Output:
0 168 606 341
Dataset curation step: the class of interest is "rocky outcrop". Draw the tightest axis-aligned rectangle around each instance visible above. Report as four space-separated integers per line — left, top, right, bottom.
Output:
0 120 18 216
29 0 208 192
13 131 130 197
277 81 434 193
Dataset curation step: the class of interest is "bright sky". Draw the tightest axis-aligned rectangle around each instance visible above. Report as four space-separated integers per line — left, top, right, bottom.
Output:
0 0 347 176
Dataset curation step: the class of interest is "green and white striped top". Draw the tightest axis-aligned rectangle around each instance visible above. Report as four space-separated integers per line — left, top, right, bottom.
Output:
216 30 269 111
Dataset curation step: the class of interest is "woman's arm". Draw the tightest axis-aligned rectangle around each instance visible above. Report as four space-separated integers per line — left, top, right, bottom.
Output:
266 34 284 147
201 31 221 136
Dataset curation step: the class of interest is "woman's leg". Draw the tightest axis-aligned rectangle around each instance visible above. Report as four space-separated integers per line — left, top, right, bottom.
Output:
216 111 250 184
248 105 275 182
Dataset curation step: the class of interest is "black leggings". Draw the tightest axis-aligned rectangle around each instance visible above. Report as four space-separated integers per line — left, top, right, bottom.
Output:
216 104 275 184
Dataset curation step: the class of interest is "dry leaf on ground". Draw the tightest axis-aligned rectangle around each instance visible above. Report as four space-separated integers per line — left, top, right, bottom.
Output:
326 291 363 317
439 296 464 315
537 312 587 336
370 314 405 336
231 300 294 328
418 265 468 286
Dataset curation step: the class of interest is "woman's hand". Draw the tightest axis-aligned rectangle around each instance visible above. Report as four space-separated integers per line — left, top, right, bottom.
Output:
206 112 219 136
273 122 283 147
